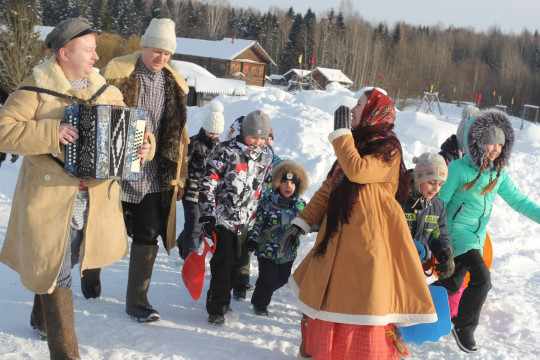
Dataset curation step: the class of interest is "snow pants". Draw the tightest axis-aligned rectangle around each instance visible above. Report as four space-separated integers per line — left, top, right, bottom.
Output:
206 227 249 315
433 249 491 333
251 257 293 308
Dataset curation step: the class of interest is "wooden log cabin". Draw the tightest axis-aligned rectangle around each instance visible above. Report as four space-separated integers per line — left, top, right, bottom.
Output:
172 37 275 87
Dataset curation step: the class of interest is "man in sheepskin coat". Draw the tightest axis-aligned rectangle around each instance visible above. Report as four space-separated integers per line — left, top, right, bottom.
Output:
81 18 190 324
0 17 150 359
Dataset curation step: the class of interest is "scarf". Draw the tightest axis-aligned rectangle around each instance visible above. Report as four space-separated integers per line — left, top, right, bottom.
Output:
315 90 411 256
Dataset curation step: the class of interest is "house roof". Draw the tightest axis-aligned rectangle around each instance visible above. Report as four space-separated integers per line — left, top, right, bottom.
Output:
283 69 311 77
170 60 246 96
312 67 353 84
0 25 53 41
175 37 276 66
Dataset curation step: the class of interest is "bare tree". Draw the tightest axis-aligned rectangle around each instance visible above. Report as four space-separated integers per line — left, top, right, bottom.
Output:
201 0 228 39
0 0 44 94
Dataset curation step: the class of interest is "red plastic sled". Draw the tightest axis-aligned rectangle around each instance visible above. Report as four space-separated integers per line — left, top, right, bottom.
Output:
181 232 217 301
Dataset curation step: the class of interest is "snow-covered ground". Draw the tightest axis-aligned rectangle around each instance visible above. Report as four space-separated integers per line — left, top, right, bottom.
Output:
1 85 540 359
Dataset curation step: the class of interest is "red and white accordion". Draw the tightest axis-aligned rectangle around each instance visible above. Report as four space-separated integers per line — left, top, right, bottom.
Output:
64 105 146 181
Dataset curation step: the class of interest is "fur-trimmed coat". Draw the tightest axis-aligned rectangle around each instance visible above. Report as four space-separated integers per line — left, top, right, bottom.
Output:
440 109 540 257
101 52 189 253
0 56 128 294
290 130 436 327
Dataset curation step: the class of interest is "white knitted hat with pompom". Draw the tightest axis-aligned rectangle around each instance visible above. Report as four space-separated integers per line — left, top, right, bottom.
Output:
202 100 225 134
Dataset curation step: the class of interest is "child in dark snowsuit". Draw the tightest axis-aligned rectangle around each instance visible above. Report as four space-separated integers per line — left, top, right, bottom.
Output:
436 109 540 353
246 160 309 316
439 105 479 164
177 100 223 259
199 110 273 326
400 153 454 278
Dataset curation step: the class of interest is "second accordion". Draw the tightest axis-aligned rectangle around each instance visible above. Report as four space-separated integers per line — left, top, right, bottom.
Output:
64 104 146 181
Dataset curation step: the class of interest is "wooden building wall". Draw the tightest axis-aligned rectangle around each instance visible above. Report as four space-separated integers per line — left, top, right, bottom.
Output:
173 45 270 87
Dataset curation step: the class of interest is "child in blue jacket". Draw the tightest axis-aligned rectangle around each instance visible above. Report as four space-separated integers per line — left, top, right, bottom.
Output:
246 160 308 316
436 109 540 353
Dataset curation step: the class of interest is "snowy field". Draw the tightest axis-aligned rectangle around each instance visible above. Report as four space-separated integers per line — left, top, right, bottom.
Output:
1 84 540 359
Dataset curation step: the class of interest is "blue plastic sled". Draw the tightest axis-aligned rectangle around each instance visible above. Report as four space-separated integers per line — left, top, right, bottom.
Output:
399 285 452 345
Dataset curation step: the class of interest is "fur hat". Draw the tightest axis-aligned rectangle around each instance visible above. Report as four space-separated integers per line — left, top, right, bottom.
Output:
202 100 225 134
412 153 448 192
272 160 308 195
466 108 514 169
140 18 177 54
241 110 271 138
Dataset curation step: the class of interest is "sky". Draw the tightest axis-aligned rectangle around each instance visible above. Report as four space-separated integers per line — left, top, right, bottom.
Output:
2 83 540 359
227 0 540 35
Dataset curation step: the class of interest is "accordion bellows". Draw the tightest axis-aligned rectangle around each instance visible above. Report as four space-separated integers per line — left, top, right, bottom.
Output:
64 105 146 181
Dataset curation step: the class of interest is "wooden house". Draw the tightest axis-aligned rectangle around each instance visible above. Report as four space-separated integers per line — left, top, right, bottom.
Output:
309 67 353 89
173 37 275 87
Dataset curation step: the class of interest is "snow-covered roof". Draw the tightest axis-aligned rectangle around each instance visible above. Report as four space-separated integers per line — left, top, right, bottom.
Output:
35 25 54 41
170 60 215 87
175 37 275 65
312 67 353 84
283 69 311 78
269 74 285 80
0 25 53 41
169 60 245 96
195 77 246 96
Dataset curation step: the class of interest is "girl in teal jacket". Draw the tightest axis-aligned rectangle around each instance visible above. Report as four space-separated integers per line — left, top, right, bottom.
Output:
436 109 540 354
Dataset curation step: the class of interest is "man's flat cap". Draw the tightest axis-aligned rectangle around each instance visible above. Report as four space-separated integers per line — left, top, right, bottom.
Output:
45 17 101 52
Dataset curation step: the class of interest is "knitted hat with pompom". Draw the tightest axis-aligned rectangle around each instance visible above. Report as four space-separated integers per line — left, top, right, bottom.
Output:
202 100 225 134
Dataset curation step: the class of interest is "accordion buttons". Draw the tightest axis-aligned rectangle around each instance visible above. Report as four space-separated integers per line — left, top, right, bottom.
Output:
44 175 51 181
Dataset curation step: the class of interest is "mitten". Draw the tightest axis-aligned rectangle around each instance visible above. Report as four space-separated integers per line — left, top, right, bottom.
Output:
333 106 351 130
199 216 216 238
435 251 455 279
279 224 304 254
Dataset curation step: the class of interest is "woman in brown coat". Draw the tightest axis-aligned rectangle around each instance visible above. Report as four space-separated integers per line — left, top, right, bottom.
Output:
285 89 437 359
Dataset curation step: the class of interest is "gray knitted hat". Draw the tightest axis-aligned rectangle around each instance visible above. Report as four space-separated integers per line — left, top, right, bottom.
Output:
241 110 271 138
482 126 505 146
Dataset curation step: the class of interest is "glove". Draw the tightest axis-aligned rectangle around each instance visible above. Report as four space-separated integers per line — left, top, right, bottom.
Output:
333 106 351 130
435 251 455 280
246 240 258 252
199 216 216 238
279 224 304 254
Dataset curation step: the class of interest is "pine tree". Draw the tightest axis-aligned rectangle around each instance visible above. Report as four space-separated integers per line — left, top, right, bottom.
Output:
132 0 147 35
0 0 43 93
279 13 304 73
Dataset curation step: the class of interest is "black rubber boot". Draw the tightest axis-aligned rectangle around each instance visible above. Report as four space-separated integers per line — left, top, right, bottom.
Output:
125 244 160 323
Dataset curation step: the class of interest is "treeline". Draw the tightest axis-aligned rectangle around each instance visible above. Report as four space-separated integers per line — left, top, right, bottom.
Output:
2 0 540 114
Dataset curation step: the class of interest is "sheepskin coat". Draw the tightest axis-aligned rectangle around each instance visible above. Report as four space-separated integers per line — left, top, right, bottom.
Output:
101 52 190 253
0 56 128 294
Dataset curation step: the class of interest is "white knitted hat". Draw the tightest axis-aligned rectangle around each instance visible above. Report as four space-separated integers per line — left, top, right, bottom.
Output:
413 153 448 192
202 100 225 134
140 18 177 54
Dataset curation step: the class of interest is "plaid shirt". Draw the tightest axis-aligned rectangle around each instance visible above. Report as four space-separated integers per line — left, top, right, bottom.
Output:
121 58 166 203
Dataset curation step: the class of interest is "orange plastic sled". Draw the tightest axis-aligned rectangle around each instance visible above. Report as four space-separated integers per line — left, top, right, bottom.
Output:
181 232 217 301
464 232 493 286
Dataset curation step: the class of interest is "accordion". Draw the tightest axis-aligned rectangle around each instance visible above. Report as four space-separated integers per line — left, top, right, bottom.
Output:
64 105 146 181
